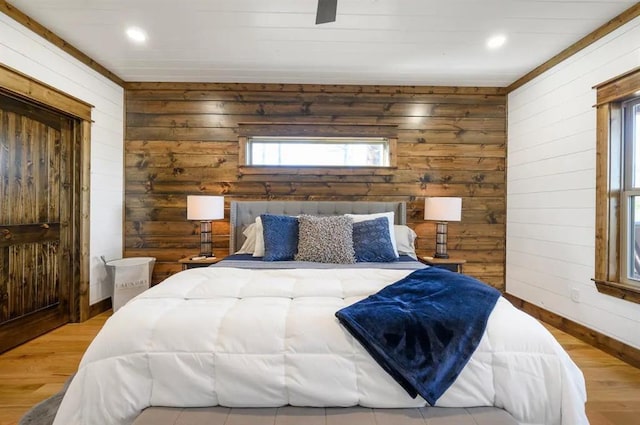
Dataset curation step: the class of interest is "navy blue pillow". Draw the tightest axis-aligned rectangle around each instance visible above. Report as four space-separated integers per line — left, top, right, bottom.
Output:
261 214 299 261
352 217 397 262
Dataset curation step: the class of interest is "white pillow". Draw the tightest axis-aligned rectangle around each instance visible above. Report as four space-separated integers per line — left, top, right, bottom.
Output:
394 225 417 259
345 212 398 257
252 216 265 257
235 223 257 254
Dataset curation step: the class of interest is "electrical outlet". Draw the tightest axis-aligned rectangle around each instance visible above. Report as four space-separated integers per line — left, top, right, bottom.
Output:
570 288 580 303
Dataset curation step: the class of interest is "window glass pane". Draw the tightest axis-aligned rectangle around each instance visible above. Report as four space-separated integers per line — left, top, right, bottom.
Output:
635 105 640 188
630 195 640 281
622 99 640 285
247 137 389 167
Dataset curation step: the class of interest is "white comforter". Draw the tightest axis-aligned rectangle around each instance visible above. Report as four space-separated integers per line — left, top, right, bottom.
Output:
53 267 588 425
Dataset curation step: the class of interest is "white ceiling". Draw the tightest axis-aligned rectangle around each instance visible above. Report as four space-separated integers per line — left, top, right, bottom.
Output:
8 0 638 86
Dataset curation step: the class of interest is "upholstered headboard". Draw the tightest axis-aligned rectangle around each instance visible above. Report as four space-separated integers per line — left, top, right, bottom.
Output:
229 201 407 254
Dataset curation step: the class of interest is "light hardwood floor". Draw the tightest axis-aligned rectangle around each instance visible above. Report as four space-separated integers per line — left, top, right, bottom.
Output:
0 312 639 425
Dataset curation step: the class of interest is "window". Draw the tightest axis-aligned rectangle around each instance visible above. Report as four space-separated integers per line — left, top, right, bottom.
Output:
236 123 398 175
245 136 390 167
594 68 640 303
621 98 640 285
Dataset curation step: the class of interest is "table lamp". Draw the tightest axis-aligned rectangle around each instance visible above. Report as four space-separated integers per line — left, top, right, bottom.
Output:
424 197 462 259
187 195 224 257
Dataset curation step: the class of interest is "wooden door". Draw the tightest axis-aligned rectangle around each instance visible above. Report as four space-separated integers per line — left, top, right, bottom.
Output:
0 93 75 352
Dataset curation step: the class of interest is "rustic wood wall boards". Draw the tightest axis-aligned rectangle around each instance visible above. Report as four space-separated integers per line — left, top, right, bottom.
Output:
124 83 506 289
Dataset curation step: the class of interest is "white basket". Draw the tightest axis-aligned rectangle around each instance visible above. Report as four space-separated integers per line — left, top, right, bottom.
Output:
102 257 156 312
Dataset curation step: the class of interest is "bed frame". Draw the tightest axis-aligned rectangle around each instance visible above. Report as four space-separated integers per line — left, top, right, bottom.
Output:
229 200 407 254
133 405 518 425
134 200 518 424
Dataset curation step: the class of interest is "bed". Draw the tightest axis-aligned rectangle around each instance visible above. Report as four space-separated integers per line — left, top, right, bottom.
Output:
52 201 588 425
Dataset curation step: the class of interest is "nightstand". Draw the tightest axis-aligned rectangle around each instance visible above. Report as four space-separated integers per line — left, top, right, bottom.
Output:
420 256 466 273
178 257 222 270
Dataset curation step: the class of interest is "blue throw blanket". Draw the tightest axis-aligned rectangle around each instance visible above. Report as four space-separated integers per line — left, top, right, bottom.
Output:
335 267 500 405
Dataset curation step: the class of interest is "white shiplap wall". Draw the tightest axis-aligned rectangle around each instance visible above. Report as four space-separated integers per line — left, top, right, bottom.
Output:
507 17 640 349
0 12 124 304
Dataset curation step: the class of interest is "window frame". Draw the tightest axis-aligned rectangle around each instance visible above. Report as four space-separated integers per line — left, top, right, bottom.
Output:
593 66 640 303
620 98 640 286
237 123 398 176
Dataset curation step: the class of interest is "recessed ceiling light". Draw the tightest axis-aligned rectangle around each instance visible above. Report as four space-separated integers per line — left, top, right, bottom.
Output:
486 34 507 50
126 27 147 43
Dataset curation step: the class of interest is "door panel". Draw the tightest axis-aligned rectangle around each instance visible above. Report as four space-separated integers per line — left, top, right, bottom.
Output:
0 93 73 352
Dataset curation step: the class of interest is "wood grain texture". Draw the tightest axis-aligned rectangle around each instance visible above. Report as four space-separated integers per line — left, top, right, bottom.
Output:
595 66 640 105
88 296 111 318
78 120 91 322
593 279 640 305
3 311 640 425
0 75 91 351
125 83 506 288
0 64 92 121
125 82 507 95
0 103 68 332
0 312 107 425
504 293 640 369
593 71 637 302
595 105 612 283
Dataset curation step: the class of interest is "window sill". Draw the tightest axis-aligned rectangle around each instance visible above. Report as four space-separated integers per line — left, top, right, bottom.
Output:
592 278 640 304
238 166 397 176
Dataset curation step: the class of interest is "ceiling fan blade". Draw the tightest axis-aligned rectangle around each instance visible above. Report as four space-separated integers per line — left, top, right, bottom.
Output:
316 0 337 24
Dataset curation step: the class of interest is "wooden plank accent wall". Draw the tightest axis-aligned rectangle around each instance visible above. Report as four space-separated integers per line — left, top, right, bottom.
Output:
124 83 506 289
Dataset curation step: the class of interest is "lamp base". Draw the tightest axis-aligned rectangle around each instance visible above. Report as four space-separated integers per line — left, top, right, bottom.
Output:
199 220 213 257
434 221 450 259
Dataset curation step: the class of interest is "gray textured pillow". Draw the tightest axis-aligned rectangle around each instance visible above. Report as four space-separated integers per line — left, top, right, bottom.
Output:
295 215 356 264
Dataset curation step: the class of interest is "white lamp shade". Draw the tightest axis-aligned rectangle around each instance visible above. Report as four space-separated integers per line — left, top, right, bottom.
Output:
187 196 224 220
424 197 462 222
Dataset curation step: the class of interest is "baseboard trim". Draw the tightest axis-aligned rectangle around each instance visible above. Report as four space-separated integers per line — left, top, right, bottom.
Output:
88 297 112 319
504 293 640 369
